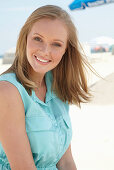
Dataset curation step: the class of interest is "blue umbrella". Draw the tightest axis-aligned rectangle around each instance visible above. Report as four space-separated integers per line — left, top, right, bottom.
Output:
69 0 114 10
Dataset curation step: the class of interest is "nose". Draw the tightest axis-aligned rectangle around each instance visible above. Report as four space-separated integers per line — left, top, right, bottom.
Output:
41 43 51 56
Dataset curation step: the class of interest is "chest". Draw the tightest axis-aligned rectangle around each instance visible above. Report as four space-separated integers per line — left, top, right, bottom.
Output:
25 98 72 166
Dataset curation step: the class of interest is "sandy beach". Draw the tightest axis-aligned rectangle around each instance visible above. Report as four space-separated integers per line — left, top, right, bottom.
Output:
70 52 114 170
0 52 114 170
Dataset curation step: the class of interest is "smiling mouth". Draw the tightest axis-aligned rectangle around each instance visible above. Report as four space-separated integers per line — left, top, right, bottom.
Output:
34 55 51 63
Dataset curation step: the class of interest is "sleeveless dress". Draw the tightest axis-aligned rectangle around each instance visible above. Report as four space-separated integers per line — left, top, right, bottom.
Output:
0 71 72 170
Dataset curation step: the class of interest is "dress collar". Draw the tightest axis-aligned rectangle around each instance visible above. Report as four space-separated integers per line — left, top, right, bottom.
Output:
45 71 57 102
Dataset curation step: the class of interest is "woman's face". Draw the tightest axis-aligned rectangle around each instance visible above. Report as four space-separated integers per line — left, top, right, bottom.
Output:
26 18 68 75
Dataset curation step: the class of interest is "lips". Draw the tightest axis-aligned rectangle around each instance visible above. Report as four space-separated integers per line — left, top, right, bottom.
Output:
34 55 51 63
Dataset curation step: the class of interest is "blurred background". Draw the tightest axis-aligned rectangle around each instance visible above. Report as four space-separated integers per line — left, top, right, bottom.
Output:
0 1 114 170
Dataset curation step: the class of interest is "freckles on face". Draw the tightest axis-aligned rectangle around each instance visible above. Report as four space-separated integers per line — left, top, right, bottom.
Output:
26 18 68 74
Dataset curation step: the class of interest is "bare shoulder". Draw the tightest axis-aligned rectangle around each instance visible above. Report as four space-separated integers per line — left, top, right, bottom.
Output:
0 80 23 100
0 81 25 139
0 81 24 110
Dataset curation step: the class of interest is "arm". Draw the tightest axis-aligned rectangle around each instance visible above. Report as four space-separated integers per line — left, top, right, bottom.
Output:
56 144 77 170
0 81 37 170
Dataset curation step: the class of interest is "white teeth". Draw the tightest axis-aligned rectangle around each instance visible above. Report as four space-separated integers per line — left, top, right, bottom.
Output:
36 56 49 63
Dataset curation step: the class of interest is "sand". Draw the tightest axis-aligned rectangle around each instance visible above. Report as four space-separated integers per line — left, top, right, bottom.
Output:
70 52 114 170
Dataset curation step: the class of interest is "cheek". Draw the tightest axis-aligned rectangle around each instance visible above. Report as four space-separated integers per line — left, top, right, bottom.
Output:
26 40 32 56
27 42 34 52
53 47 66 59
26 38 37 54
52 51 65 65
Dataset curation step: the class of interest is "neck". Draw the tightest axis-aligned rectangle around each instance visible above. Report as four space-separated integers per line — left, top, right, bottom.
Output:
36 74 45 87
29 71 46 88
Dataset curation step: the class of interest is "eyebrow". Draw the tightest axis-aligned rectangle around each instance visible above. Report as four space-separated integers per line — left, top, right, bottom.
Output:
33 33 64 44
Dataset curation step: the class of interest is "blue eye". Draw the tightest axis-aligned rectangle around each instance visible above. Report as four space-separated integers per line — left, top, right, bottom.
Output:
53 43 61 47
34 37 42 42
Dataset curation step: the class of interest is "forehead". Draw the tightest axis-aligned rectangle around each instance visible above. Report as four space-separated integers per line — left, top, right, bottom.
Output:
29 18 68 40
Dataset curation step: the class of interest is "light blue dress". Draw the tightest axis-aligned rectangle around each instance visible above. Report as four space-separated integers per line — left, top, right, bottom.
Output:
0 71 72 170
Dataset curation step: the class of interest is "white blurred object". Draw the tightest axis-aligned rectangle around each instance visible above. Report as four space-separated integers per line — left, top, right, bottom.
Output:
3 47 16 64
6 47 16 53
89 36 114 47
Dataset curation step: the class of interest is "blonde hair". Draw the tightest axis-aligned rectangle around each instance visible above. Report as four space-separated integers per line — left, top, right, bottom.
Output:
3 5 91 106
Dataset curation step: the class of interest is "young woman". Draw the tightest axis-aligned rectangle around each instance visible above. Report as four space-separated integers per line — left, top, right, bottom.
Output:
0 5 90 170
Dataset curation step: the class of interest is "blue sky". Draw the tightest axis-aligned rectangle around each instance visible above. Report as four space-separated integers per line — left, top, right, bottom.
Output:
0 0 114 54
